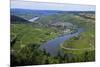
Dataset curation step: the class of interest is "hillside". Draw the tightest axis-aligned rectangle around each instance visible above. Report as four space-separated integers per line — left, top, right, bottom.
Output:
10 15 30 24
10 9 95 66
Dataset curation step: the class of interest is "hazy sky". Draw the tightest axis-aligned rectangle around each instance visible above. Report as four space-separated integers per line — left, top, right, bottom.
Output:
11 0 95 11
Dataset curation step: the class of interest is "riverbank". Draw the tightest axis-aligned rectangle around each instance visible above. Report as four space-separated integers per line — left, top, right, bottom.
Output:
60 42 94 54
39 28 84 56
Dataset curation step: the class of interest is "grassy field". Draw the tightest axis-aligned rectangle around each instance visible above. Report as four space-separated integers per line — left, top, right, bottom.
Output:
62 32 94 54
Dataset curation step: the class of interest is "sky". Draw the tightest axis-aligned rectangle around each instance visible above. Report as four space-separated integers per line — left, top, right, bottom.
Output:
11 0 96 11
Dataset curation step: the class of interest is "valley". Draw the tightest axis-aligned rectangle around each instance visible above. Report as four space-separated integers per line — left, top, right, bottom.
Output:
10 9 95 66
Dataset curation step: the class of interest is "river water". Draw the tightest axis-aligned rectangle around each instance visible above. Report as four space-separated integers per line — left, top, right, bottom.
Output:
39 28 84 56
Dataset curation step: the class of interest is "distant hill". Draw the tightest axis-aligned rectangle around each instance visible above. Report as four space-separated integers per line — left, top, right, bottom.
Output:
10 9 95 24
10 9 95 20
10 9 60 20
10 15 30 24
11 9 60 15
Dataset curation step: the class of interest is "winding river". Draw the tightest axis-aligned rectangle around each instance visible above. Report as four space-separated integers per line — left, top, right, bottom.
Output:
39 28 84 56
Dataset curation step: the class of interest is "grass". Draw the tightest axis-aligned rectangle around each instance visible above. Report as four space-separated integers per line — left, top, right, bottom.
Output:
62 32 94 54
11 24 60 50
64 32 94 48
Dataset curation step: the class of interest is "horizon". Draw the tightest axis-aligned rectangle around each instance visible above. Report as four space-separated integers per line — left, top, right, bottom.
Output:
11 8 95 12
11 1 95 11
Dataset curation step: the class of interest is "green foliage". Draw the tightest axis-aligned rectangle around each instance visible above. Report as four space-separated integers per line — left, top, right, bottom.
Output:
62 12 95 62
11 12 95 66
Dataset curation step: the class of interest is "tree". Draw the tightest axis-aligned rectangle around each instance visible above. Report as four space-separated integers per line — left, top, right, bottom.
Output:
83 51 89 62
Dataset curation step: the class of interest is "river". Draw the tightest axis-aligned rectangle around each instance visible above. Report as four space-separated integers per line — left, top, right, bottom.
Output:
39 28 84 56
